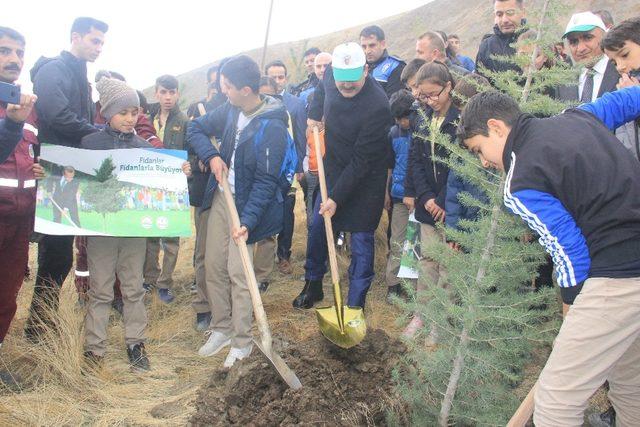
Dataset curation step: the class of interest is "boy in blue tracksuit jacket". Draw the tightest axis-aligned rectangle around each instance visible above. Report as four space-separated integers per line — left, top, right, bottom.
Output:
187 55 288 368
458 87 640 426
384 90 414 302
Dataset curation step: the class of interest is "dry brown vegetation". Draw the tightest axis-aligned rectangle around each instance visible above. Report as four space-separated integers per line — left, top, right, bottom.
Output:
0 190 403 425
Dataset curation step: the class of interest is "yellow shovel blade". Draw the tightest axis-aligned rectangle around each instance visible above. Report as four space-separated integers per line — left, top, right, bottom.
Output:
316 305 367 349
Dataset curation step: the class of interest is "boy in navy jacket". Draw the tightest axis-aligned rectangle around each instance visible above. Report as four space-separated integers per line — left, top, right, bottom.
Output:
458 87 640 426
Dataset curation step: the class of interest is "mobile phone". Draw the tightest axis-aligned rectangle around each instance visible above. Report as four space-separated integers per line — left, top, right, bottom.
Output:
0 81 21 105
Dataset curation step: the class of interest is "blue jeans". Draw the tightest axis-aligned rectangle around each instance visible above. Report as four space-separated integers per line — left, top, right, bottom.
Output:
304 196 375 308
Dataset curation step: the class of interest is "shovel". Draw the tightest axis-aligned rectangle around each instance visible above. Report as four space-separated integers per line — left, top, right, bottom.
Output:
218 171 302 390
312 127 366 349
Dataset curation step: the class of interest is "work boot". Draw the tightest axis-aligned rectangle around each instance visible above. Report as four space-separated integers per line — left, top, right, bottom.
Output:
292 280 324 309
386 284 403 305
195 312 212 332
127 343 150 372
277 258 293 275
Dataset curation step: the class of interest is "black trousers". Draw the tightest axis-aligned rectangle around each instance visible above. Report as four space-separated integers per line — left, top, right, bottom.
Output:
277 192 296 261
26 235 75 334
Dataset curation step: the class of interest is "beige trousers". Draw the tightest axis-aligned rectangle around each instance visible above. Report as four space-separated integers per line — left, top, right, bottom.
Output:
205 190 254 348
143 237 180 290
418 223 447 294
84 237 147 356
534 277 640 427
385 202 411 287
253 236 277 284
192 207 211 314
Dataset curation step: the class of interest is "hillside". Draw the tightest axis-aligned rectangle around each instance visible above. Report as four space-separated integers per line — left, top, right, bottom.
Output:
157 0 640 105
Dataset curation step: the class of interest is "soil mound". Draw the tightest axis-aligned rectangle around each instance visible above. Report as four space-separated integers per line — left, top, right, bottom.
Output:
191 329 405 426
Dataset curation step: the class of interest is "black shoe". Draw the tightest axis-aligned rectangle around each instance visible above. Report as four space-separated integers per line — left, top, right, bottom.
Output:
127 343 150 372
587 407 616 427
112 298 124 316
258 282 269 293
292 280 324 309
83 351 103 370
386 284 402 305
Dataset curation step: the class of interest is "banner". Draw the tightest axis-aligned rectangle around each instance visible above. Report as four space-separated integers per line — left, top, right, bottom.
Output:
35 145 192 237
398 213 421 279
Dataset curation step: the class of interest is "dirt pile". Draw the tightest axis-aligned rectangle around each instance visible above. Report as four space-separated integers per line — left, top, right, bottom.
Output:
190 329 406 426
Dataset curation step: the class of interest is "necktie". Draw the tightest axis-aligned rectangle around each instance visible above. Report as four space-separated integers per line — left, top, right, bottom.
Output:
581 69 595 103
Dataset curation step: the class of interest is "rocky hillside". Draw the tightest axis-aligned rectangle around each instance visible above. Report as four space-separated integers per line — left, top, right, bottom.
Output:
163 0 640 106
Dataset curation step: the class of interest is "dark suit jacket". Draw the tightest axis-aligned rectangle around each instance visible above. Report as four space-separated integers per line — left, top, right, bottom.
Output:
555 59 620 102
52 177 80 209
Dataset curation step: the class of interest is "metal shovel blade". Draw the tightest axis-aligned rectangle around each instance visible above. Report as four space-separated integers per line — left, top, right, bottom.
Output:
253 339 302 390
316 304 366 349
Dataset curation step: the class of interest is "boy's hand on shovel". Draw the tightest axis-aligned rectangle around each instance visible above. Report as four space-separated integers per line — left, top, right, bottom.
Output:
232 225 248 243
319 198 337 218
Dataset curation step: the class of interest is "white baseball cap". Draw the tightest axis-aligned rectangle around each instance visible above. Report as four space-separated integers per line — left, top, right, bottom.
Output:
332 42 366 82
563 12 607 38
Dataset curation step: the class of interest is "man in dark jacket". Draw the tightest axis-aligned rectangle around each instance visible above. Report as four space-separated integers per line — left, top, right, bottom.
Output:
294 42 392 309
51 167 80 226
144 75 189 304
265 60 307 276
415 31 470 77
26 16 107 341
458 88 640 427
188 55 288 366
359 25 406 98
476 0 525 77
291 47 321 97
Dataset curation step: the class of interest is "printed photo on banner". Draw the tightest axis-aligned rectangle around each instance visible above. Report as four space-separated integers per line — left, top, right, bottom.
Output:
35 144 192 237
398 213 421 280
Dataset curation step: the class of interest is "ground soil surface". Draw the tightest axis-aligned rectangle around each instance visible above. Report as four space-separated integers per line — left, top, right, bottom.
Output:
191 329 405 426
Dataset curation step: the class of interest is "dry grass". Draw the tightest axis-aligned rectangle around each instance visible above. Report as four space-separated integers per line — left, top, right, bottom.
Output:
0 189 402 425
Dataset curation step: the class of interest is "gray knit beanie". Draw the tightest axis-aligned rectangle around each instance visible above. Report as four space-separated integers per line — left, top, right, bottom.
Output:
96 77 140 121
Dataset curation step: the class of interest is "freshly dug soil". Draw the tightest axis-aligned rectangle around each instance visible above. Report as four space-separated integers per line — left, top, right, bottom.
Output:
190 329 406 426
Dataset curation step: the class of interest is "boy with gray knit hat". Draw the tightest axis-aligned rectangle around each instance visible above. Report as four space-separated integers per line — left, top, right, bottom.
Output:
79 77 178 372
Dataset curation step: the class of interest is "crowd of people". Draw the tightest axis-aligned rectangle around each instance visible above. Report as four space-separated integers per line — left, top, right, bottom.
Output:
1 0 640 424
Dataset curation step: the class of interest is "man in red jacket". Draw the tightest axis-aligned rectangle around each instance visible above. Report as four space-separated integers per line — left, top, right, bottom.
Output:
0 26 42 384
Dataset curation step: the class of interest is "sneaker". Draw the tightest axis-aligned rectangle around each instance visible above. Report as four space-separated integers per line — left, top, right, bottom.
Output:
127 343 150 372
157 288 175 304
402 316 424 339
83 351 104 370
198 331 231 357
386 284 402 305
143 283 154 293
195 312 212 332
277 259 293 275
223 344 253 368
258 282 269 293
190 281 197 294
112 298 124 316
0 369 21 391
587 407 616 427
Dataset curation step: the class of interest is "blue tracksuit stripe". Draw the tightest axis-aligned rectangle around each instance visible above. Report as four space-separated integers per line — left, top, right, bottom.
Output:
579 86 640 131
504 153 590 288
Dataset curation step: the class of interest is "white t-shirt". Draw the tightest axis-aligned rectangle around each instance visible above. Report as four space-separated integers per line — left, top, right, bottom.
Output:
228 112 252 194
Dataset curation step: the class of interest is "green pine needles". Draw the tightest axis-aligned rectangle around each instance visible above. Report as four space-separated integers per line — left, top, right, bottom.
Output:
393 1 572 425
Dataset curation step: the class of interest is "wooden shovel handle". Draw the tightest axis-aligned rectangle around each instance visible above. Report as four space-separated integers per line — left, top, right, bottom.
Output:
219 172 273 354
313 127 344 326
507 383 536 427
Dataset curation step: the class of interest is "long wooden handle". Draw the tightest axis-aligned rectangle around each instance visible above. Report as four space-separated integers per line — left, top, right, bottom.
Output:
219 172 272 355
507 383 536 427
313 127 344 330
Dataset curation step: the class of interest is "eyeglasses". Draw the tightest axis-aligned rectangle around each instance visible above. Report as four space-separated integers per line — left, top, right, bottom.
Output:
424 85 447 101
495 9 519 18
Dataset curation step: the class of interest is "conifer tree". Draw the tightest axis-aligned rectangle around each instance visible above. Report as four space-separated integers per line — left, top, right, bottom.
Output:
83 157 125 230
394 1 572 424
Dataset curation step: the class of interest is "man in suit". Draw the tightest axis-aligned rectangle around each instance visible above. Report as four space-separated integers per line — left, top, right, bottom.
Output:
556 12 620 103
52 166 81 227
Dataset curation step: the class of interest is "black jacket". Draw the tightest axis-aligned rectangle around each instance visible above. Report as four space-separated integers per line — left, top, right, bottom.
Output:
188 96 288 244
554 59 620 102
504 108 640 302
369 51 406 98
80 126 152 150
31 51 97 147
408 105 460 226
476 25 523 76
291 73 319 97
309 65 392 232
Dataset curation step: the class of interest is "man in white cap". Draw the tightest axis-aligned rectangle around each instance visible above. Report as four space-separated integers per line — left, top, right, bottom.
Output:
556 11 620 102
293 42 391 310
